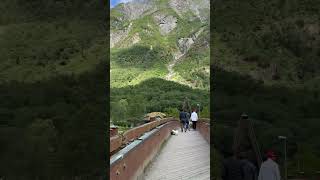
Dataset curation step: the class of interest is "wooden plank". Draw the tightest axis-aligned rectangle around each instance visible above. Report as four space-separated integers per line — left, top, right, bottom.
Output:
141 130 210 180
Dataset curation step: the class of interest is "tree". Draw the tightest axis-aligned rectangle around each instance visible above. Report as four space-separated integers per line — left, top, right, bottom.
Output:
182 97 191 112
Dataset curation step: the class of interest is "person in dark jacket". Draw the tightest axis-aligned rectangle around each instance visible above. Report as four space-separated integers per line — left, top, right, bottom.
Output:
238 152 258 180
221 150 244 180
179 109 187 132
186 111 190 131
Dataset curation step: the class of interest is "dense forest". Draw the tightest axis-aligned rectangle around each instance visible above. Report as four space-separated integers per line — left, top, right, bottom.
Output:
0 0 106 82
0 64 107 179
0 0 107 179
111 78 210 128
212 0 320 178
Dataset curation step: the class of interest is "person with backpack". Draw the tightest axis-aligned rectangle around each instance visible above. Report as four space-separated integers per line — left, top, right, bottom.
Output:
221 150 244 180
179 108 188 132
186 111 191 131
238 152 258 180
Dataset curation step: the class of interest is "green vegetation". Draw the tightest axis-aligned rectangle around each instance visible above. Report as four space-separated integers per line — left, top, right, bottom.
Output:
213 68 320 177
0 1 105 82
0 0 106 179
174 27 210 89
110 0 210 128
0 63 107 179
213 0 320 177
213 0 320 86
111 78 209 127
111 45 170 87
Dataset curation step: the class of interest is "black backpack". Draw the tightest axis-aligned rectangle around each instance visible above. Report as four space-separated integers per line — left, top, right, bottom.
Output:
179 112 187 122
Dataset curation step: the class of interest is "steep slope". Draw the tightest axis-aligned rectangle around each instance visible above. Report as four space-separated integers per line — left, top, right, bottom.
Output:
213 0 320 176
213 0 320 87
110 0 210 89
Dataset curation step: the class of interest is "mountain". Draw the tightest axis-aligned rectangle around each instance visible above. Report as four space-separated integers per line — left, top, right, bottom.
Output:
213 0 320 88
110 0 210 89
212 0 320 177
110 0 210 126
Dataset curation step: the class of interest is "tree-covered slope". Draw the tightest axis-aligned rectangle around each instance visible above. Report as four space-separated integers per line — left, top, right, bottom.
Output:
213 0 320 87
0 1 107 179
213 0 320 177
0 0 106 82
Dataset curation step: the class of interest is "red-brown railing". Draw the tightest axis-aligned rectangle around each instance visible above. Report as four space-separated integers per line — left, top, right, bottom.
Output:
110 117 175 154
109 117 211 180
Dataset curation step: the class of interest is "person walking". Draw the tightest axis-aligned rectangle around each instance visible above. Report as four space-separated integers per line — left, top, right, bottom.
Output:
222 150 244 180
186 111 191 131
238 152 258 180
191 109 198 130
258 150 281 180
179 108 187 132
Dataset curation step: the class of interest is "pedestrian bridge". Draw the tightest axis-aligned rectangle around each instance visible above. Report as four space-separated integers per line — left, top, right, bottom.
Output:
110 118 210 180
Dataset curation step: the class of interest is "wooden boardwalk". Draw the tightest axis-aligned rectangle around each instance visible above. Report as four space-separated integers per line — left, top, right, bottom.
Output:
141 129 210 180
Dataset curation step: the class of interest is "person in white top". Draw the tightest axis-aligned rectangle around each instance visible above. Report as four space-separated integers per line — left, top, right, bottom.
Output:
258 150 281 180
190 109 198 130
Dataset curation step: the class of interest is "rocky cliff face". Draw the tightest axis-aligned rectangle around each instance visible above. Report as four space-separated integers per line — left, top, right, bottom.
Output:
153 13 177 35
169 0 209 22
118 0 153 20
110 22 132 48
111 0 209 88
177 27 204 56
111 0 208 50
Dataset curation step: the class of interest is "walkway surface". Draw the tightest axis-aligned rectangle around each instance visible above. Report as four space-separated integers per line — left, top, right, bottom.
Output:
141 129 210 180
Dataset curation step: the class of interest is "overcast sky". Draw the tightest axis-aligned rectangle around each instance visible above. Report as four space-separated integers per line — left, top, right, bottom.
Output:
110 0 134 8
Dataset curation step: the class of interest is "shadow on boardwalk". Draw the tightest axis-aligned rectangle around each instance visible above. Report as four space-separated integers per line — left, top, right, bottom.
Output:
141 130 210 180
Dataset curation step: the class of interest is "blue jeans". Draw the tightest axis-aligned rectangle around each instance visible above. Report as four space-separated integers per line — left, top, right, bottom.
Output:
180 121 188 132
185 121 189 129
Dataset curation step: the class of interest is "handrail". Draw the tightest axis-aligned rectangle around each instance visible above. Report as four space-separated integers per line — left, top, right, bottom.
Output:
110 117 211 154
110 117 177 154
198 118 210 123
109 120 181 180
197 118 210 144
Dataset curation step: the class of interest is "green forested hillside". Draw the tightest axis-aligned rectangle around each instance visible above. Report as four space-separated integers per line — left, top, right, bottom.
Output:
213 0 320 177
0 0 106 82
0 1 107 179
110 0 210 126
0 64 107 179
111 78 209 127
213 0 320 86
